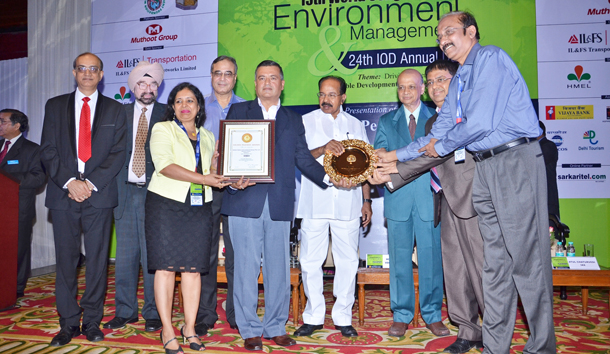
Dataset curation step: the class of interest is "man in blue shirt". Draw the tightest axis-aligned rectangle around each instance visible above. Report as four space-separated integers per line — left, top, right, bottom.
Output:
195 55 245 336
378 11 556 354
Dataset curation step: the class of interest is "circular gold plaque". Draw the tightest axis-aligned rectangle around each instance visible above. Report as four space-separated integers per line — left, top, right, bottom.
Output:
323 139 378 184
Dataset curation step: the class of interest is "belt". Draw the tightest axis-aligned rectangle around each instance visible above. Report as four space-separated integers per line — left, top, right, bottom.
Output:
472 137 535 162
126 181 146 188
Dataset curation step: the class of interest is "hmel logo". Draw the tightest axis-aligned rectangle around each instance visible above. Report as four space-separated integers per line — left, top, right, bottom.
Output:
114 87 132 102
583 130 598 145
568 65 591 82
146 24 162 36
144 0 165 15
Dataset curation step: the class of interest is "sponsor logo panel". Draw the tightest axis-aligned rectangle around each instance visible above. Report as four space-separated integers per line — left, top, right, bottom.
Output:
545 105 593 120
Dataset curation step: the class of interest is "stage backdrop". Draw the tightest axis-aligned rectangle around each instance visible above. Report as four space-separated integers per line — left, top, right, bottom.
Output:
536 0 609 266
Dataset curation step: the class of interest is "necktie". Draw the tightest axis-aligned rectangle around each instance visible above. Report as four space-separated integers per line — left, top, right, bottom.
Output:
430 166 442 193
79 97 92 162
132 107 148 177
408 114 416 140
456 73 463 123
0 140 11 163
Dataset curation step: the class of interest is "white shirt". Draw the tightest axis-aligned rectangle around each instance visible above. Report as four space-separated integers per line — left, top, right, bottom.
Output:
403 101 421 125
3 133 22 154
257 97 280 120
127 101 153 183
75 88 98 173
296 108 369 221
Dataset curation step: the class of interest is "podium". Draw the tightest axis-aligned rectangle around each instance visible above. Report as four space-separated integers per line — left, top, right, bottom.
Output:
0 169 19 311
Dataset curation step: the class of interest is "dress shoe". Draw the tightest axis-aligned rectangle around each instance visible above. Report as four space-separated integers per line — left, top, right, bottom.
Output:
194 323 210 337
82 322 105 342
50 325 81 346
268 334 296 347
244 336 263 351
443 338 484 353
293 323 323 336
388 321 408 337
103 316 138 329
426 321 450 337
334 325 358 337
145 319 163 332
16 291 24 298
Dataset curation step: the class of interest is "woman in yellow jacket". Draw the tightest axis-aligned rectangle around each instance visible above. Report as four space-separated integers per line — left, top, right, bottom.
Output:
145 82 229 354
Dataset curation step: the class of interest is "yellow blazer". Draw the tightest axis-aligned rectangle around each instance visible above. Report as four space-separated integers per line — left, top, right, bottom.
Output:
148 120 215 203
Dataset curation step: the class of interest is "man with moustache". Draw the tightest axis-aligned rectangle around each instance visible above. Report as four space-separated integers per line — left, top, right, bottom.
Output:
221 60 350 351
293 76 371 338
0 109 46 300
373 69 447 338
195 55 245 335
41 52 126 346
381 11 556 354
103 61 165 333
372 59 485 353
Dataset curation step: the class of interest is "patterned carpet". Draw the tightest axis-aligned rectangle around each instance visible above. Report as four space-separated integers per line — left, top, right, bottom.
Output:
0 265 609 353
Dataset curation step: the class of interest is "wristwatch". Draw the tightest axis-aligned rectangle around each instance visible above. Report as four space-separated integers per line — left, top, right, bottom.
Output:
363 199 372 203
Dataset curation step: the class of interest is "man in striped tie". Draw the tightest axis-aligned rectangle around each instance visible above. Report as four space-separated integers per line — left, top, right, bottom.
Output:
41 52 127 346
371 59 485 354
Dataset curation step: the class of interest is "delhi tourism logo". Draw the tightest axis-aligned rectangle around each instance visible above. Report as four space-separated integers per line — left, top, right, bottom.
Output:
144 0 165 15
114 87 131 102
583 130 598 145
567 65 590 82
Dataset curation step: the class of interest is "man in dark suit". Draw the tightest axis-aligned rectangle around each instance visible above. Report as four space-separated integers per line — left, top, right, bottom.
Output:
221 60 347 351
0 109 46 299
372 60 485 354
373 69 447 338
103 61 165 333
40 52 127 346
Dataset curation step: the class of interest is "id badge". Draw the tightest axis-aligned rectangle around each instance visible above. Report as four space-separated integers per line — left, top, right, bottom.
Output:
455 147 466 163
190 183 203 206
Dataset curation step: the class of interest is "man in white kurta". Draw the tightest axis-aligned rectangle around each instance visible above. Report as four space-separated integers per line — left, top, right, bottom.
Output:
294 76 372 338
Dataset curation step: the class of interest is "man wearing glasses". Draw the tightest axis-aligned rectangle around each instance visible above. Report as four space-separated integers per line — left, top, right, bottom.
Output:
293 76 371 338
372 60 485 354
41 52 126 346
103 61 165 333
378 11 556 354
195 55 245 335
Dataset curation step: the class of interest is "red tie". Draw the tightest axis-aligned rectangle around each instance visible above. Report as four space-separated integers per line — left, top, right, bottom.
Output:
0 140 10 163
79 97 92 162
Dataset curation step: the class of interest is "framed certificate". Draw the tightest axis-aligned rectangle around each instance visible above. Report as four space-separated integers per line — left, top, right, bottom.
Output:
217 120 275 183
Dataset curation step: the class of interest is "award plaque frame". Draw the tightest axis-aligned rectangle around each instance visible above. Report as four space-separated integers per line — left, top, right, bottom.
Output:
323 139 377 184
217 119 275 183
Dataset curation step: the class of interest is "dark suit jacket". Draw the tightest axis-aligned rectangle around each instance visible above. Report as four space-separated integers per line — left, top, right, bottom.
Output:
389 113 477 226
114 101 166 219
539 137 559 217
41 91 127 210
373 103 435 222
220 100 327 221
0 136 46 221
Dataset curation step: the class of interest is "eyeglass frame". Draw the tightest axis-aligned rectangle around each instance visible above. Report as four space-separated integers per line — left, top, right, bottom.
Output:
75 66 101 73
425 76 453 87
0 119 13 126
136 81 159 90
212 71 235 79
436 26 467 45
317 92 341 99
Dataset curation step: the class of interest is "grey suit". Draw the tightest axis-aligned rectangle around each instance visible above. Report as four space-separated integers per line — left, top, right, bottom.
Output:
112 101 165 320
388 113 485 341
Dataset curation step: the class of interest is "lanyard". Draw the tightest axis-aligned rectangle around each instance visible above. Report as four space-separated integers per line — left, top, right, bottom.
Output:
456 73 463 124
174 119 200 170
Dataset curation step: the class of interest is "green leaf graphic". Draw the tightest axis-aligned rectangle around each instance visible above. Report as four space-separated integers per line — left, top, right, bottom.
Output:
124 93 132 99
114 94 121 99
580 73 591 81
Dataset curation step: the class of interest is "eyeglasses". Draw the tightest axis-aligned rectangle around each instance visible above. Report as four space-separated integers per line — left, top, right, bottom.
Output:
212 71 235 79
75 66 101 73
0 120 12 126
436 26 467 44
317 92 340 99
426 76 452 87
136 82 159 90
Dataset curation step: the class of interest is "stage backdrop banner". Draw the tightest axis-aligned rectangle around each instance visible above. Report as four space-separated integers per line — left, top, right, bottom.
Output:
219 0 539 257
91 0 219 103
537 0 610 199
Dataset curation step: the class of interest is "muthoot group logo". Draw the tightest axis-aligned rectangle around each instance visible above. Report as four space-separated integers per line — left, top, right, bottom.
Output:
131 24 178 43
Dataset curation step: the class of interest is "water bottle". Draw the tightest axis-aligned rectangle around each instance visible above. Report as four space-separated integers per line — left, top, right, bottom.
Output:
567 242 576 257
555 241 565 257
